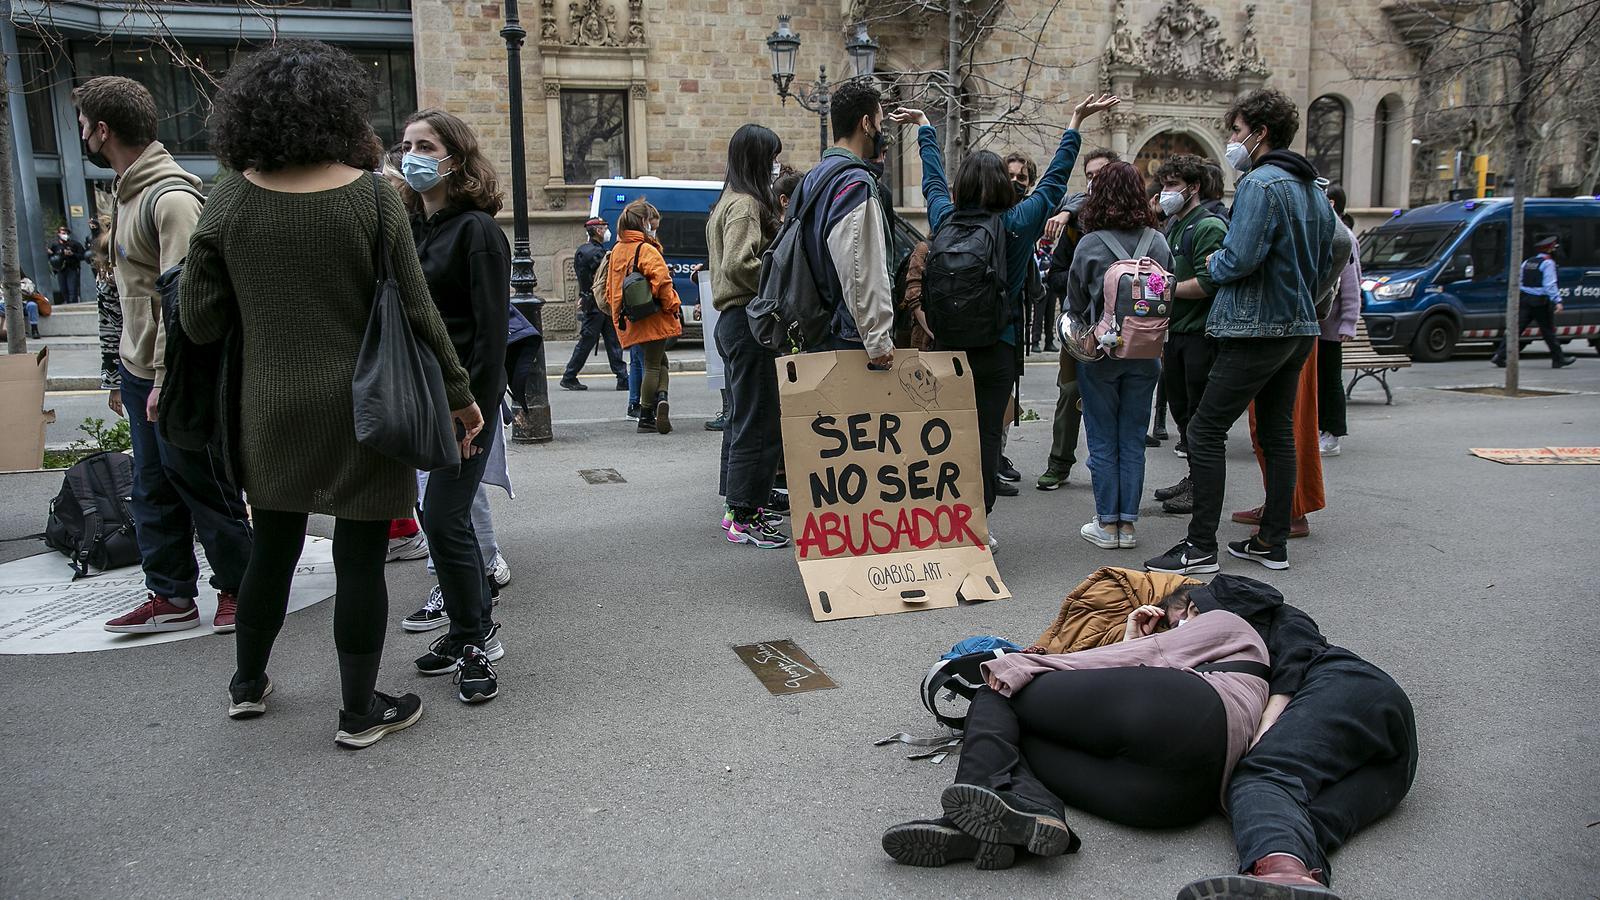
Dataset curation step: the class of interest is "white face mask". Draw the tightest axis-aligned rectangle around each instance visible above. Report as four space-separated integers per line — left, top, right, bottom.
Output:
644 224 657 238
1158 189 1188 217
1226 131 1261 173
603 227 613 243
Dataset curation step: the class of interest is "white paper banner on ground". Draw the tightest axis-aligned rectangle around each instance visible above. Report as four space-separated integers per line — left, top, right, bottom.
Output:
0 538 336 655
699 270 725 391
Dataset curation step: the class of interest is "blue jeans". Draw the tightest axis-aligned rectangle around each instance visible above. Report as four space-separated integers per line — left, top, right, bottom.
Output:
0 299 39 326
1077 357 1160 523
120 365 253 598
56 268 82 304
627 345 644 407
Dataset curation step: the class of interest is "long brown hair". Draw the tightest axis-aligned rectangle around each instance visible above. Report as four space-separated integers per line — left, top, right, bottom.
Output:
618 198 659 235
1078 161 1156 233
401 108 504 216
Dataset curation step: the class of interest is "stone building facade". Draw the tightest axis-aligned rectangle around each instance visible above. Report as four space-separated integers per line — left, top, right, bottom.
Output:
412 0 1423 338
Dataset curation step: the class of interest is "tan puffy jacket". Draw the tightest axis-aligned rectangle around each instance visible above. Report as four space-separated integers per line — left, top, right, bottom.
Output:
1029 566 1200 654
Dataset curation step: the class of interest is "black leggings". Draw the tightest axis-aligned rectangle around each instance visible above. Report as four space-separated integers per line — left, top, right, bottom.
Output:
233 509 389 713
956 667 1230 829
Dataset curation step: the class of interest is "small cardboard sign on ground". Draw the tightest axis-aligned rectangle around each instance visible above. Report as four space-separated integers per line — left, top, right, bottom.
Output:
777 349 1009 621
732 640 838 695
1470 447 1600 465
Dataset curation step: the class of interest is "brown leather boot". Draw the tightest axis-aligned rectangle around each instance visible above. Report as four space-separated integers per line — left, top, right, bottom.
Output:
1174 854 1340 900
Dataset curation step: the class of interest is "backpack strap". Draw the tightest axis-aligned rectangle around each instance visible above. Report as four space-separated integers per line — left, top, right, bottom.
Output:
371 173 392 286
1133 228 1157 260
139 177 205 246
1093 230 1131 260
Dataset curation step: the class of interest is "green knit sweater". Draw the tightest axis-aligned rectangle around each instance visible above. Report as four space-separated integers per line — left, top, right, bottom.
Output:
179 171 473 520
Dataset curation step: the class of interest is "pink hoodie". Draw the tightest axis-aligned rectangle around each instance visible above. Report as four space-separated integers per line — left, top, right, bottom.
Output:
982 609 1270 804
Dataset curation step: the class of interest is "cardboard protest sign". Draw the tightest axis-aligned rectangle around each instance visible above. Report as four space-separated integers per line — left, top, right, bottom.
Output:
777 349 1009 622
1470 446 1600 465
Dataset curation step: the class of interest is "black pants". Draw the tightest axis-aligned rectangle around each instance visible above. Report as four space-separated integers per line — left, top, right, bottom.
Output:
233 509 389 713
420 416 497 646
56 267 82 304
564 303 627 380
1490 298 1568 364
952 341 1019 514
1229 650 1417 884
1163 332 1217 445
1315 339 1347 437
121 367 253 599
956 668 1229 829
1030 293 1058 348
1187 336 1315 551
717 309 783 511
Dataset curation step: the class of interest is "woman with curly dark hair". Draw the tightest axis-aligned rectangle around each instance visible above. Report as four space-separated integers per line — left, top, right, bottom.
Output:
392 108 512 705
179 41 484 749
1067 160 1173 551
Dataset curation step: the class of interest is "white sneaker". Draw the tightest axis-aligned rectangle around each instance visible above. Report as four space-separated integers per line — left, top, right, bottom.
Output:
1117 523 1138 549
386 531 430 562
486 551 511 590
986 529 999 552
1080 520 1119 549
1319 432 1341 457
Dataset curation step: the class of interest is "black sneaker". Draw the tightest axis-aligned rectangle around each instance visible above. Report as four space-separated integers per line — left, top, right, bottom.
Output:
626 402 641 419
335 691 422 749
655 394 671 434
615 376 629 391
765 489 790 515
1553 356 1576 369
882 818 1016 870
227 673 273 719
1174 439 1189 458
1145 433 1162 447
1228 536 1289 570
997 456 1021 483
704 413 726 431
559 377 587 391
454 644 499 703
994 478 1020 497
939 784 1079 858
1152 424 1169 441
401 585 448 633
1145 540 1220 575
415 634 464 676
1161 488 1194 514
1153 475 1191 501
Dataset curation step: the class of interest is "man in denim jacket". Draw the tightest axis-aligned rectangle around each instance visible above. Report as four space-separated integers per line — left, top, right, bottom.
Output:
1148 89 1335 577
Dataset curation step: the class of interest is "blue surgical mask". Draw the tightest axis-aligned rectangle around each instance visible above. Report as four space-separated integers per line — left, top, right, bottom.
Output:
401 152 451 192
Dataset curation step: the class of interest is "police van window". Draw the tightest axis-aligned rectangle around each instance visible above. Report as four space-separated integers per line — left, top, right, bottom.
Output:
1359 223 1462 270
656 212 710 259
1466 223 1506 281
1524 219 1578 260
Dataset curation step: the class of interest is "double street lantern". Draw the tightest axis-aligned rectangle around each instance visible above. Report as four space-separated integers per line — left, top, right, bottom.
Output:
765 15 878 156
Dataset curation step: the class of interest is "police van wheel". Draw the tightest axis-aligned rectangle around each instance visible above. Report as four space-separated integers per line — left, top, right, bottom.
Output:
1411 315 1458 363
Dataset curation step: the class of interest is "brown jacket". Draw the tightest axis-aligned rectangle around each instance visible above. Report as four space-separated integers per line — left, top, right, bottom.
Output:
605 229 682 348
1028 566 1200 654
899 240 933 350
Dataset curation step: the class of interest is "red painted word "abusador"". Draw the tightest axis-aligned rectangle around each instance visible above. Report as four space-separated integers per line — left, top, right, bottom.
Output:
794 504 982 559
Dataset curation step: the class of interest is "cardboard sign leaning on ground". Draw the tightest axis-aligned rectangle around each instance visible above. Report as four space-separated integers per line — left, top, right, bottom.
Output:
777 349 1009 621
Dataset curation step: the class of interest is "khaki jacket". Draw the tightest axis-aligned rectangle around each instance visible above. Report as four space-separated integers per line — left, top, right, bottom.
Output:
1029 566 1200 654
112 141 203 385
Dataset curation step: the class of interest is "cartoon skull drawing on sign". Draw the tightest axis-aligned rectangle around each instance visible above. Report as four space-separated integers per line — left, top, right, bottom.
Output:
899 360 941 408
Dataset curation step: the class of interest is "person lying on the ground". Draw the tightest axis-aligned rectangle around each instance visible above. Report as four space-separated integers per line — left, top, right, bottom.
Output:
881 590 1268 870
1173 575 1417 900
1024 565 1199 654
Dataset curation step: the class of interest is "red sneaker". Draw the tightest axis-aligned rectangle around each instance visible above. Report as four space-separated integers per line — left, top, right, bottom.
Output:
213 592 238 634
1231 505 1264 525
104 594 201 634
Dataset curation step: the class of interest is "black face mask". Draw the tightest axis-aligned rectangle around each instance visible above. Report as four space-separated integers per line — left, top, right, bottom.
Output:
83 132 111 170
869 126 886 161
1012 181 1028 199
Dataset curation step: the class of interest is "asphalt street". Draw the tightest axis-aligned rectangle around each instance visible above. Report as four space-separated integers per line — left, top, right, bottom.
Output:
1 351 1596 899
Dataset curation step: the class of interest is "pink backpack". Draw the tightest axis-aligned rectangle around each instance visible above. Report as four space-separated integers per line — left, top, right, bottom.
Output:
1090 229 1173 360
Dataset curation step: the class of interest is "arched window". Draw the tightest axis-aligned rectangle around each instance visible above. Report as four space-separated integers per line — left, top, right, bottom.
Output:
1306 95 1347 187
1373 95 1403 206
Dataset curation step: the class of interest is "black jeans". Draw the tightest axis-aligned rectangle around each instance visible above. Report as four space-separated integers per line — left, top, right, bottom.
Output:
564 302 627 381
717 309 783 511
1163 332 1218 445
56 267 82 304
420 416 498 646
1229 650 1418 884
1186 336 1315 552
1315 339 1347 437
1030 292 1058 348
120 366 253 599
951 342 1019 514
957 667 1229 829
233 509 389 714
1490 298 1568 364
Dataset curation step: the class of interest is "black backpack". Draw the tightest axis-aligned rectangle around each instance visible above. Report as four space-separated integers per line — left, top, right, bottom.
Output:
921 210 1009 348
920 647 1017 731
44 451 141 578
747 162 870 353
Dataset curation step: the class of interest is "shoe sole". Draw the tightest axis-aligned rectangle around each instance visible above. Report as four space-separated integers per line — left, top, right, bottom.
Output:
880 822 1016 869
1320 449 1340 457
1175 449 1188 458
228 680 274 719
1118 537 1138 549
335 705 423 749
459 684 499 704
728 532 789 550
1228 545 1290 570
1036 482 1063 491
1175 874 1339 900
940 784 1075 857
1080 531 1119 550
104 617 202 634
1146 559 1221 576
402 617 450 633
559 382 587 390
385 547 431 563
997 474 1021 483
656 400 671 434
213 621 236 634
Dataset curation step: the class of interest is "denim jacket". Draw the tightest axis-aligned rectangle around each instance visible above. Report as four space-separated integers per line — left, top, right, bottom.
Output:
1205 161 1335 339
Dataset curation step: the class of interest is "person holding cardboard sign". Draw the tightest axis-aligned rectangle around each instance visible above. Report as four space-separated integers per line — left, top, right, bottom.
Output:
888 93 1119 523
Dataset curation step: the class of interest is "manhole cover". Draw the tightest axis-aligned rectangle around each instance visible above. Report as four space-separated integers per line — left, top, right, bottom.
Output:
579 468 626 484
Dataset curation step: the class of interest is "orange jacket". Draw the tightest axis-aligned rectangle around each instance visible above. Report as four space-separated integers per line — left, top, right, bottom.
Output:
1028 566 1201 654
605 229 682 348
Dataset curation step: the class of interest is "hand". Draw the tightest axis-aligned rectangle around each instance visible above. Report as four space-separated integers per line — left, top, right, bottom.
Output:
1068 92 1121 130
108 389 124 417
868 351 895 370
1124 604 1165 641
145 386 160 423
913 309 930 338
1044 210 1070 243
1555 302 1564 312
453 402 485 458
886 107 931 128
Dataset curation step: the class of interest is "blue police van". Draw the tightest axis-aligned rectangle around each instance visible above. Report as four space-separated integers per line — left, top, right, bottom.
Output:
1359 197 1600 361
589 178 723 345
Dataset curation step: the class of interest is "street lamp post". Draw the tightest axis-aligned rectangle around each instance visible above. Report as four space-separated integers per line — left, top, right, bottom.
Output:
502 0 552 443
765 16 877 157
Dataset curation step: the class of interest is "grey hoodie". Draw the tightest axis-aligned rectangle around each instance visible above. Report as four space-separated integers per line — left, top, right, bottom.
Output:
112 141 204 385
